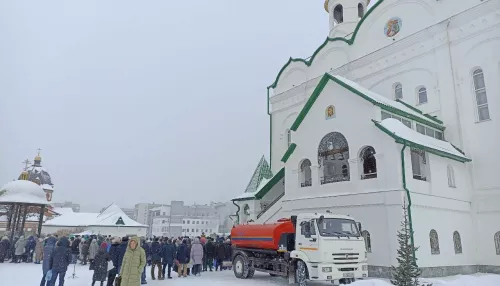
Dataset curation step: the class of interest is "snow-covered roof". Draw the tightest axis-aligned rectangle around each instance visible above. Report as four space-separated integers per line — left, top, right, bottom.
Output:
233 177 272 201
334 76 443 128
52 207 74 215
41 184 53 191
44 203 147 228
0 180 48 205
375 119 470 162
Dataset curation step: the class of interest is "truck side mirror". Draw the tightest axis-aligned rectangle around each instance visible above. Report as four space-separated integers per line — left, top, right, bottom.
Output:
356 222 362 233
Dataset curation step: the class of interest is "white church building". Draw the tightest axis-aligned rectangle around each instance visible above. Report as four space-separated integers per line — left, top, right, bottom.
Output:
233 0 500 278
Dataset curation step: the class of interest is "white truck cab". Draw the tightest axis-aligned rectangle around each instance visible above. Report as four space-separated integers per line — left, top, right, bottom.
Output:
290 213 368 284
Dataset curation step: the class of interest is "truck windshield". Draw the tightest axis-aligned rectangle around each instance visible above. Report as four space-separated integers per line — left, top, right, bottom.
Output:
316 218 360 237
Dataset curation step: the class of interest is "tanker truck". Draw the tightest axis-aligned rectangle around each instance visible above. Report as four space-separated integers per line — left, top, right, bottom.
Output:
230 213 368 285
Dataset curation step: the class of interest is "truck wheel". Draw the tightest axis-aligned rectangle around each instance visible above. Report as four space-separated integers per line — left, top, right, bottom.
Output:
296 260 308 286
233 255 246 279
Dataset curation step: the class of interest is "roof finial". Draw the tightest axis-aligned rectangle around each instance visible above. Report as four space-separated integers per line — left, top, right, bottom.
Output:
37 148 42 156
22 159 31 171
34 148 42 165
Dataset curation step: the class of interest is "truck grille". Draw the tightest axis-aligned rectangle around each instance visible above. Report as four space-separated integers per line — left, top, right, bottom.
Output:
332 253 359 264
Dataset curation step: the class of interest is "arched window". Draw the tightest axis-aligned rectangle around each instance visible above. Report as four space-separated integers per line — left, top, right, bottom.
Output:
472 69 490 121
447 165 456 188
495 231 500 255
453 231 462 254
360 146 377 179
362 230 371 253
429 229 440 255
418 87 428 104
318 132 350 184
243 204 250 216
300 159 312 187
358 3 364 19
333 5 344 24
394 83 403 99
286 129 292 148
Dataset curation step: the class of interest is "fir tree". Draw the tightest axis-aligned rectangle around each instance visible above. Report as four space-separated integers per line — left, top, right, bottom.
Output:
391 203 422 286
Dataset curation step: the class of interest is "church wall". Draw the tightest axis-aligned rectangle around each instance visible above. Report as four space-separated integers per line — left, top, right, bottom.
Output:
270 103 304 173
403 150 472 203
451 25 500 193
411 202 475 269
474 194 500 267
284 81 403 199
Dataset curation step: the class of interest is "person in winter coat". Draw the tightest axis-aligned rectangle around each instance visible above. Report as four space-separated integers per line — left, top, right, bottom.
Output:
0 236 10 263
107 237 121 286
88 239 99 266
116 236 129 273
215 241 226 271
204 238 215 271
175 239 189 277
41 236 57 286
139 238 148 285
35 237 44 264
26 236 36 262
14 235 27 263
150 237 163 280
48 237 72 286
190 237 204 276
92 243 110 286
70 236 80 264
119 236 146 286
161 238 175 279
80 239 90 265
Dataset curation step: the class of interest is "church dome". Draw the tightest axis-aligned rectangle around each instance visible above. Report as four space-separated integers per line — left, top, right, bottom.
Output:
18 153 54 190
0 180 47 204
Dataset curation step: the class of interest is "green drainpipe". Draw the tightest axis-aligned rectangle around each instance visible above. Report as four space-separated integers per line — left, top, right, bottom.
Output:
401 145 416 262
267 87 272 170
232 200 240 225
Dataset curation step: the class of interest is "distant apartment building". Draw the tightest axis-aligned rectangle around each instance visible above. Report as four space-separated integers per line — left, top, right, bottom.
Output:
212 202 238 235
146 201 221 238
133 203 162 225
52 201 80 213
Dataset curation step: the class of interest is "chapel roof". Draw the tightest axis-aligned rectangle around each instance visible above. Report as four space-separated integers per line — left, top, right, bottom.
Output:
18 152 54 190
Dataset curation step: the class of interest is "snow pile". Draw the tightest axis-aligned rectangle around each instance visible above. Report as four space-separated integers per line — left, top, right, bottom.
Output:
421 274 500 286
0 262 499 286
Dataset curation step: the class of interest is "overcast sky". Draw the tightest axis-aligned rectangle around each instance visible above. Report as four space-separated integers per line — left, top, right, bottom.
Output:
0 1 373 211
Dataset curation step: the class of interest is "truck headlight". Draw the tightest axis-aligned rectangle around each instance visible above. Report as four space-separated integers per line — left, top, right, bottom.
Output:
322 267 332 273
362 265 368 271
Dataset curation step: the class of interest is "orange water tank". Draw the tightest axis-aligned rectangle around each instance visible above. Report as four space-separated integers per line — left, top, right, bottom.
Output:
231 220 296 250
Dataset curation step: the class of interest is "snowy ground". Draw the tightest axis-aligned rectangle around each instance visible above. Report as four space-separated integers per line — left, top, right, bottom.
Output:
0 263 499 286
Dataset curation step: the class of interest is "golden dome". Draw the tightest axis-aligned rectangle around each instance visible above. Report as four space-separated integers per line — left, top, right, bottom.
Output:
34 155 41 161
324 0 330 13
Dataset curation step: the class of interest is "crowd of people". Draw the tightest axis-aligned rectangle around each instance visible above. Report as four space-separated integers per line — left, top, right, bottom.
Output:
0 233 233 286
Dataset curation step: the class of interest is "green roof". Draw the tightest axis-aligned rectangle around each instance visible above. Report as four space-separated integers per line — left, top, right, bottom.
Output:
244 156 273 194
281 143 297 163
233 168 285 202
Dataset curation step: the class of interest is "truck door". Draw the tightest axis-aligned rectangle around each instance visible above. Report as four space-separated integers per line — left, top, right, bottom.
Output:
296 219 320 262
